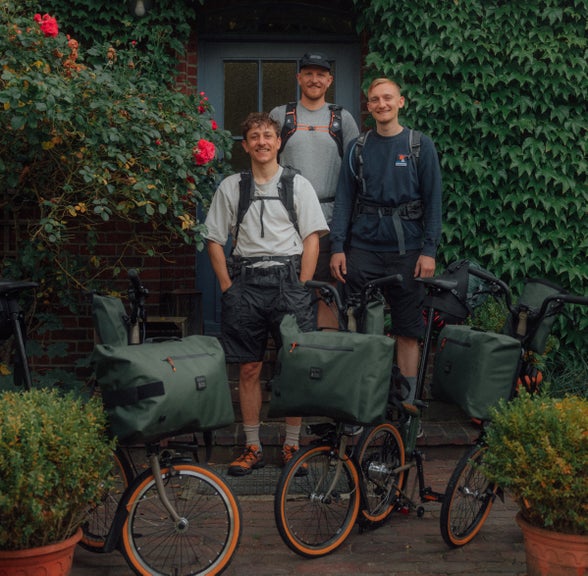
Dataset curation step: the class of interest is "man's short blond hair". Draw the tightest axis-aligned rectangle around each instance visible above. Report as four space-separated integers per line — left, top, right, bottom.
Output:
367 78 402 96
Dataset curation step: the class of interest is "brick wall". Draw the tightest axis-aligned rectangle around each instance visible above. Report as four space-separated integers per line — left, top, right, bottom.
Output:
17 221 198 383
175 31 199 93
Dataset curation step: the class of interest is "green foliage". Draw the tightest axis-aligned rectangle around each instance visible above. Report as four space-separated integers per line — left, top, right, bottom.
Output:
542 347 588 398
5 0 198 84
353 0 587 353
0 387 115 549
483 392 588 534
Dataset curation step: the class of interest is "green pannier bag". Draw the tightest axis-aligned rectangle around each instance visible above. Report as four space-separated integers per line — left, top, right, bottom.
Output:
348 294 386 335
92 336 234 444
92 294 129 346
502 278 566 354
432 325 521 421
268 315 395 425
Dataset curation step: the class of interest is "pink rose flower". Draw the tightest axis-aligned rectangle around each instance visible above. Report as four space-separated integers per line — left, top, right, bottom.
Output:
211 120 218 130
192 139 215 166
35 13 59 37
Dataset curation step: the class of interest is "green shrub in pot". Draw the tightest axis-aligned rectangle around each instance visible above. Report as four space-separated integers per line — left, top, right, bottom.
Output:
483 391 587 535
0 388 115 550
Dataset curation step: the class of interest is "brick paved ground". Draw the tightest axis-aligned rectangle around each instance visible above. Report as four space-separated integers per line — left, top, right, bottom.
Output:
71 445 527 576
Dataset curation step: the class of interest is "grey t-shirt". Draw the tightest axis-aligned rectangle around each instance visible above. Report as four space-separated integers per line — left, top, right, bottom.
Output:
270 103 359 224
204 166 329 260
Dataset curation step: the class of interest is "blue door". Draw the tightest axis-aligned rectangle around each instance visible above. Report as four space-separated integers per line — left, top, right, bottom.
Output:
195 9 361 334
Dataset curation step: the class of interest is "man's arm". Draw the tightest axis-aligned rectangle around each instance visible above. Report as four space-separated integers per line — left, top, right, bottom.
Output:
329 138 358 283
300 232 320 282
207 240 232 293
419 136 442 259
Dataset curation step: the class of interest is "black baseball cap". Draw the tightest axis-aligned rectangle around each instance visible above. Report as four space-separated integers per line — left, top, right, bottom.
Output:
299 52 331 72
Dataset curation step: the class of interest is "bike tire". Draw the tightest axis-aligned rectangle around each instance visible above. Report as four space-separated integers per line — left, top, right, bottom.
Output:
356 422 406 527
80 447 132 552
274 444 360 558
120 461 241 576
440 443 497 547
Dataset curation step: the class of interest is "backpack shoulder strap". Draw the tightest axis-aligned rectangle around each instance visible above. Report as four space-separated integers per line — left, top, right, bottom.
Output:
279 102 297 155
233 170 254 249
409 129 422 167
351 130 371 182
328 104 344 157
278 165 300 234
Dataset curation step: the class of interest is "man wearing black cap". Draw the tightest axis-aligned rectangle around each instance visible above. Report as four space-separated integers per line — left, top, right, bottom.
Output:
270 53 359 330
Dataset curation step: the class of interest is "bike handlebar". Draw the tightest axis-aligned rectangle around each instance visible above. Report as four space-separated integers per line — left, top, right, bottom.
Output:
306 274 404 331
305 281 344 313
127 269 149 326
128 268 142 291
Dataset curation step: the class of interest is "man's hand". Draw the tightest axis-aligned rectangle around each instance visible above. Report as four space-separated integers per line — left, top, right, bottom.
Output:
330 252 347 283
414 255 435 278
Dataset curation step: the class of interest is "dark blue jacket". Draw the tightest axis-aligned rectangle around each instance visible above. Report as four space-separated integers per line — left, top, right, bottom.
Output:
330 127 442 257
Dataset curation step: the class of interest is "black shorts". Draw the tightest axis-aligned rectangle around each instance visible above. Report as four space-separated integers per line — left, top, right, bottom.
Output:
313 234 335 283
221 269 313 363
345 248 425 339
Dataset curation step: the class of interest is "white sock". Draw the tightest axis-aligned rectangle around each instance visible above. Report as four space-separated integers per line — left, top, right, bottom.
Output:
284 424 301 448
406 376 417 404
243 424 261 450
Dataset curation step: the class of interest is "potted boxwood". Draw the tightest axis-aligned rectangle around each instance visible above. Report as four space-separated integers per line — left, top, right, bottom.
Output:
0 387 114 574
483 391 587 576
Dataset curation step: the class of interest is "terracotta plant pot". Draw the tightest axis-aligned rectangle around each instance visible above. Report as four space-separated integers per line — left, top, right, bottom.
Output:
516 512 588 576
0 528 82 576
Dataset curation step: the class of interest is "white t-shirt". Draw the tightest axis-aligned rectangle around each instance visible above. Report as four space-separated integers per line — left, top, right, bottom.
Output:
204 166 329 260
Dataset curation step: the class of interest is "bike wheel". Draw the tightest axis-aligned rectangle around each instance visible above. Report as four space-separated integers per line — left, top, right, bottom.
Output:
440 443 497 547
274 444 360 558
80 447 132 552
356 422 406 526
120 462 241 576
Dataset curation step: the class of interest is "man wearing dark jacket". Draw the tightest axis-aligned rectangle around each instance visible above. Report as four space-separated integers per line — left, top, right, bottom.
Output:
330 78 442 403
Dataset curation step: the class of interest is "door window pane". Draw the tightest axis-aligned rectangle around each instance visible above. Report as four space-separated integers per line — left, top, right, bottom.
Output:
224 61 258 135
262 61 297 111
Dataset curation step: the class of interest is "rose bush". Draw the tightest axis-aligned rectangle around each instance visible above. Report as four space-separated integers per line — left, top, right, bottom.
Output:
0 5 233 295
0 2 234 388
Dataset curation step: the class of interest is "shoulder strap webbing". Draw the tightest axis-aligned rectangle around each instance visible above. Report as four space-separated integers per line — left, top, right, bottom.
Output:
278 165 300 234
351 129 371 188
409 129 422 172
278 102 297 155
279 102 345 157
328 104 344 157
235 170 254 247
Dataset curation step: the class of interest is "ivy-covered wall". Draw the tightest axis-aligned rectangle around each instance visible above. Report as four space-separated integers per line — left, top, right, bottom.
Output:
355 1 586 285
354 0 587 350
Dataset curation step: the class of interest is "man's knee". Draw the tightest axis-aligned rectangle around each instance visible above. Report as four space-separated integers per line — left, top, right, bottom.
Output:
239 361 263 386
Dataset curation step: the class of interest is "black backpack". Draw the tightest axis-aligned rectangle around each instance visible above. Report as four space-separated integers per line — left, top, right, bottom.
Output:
352 128 422 189
234 166 300 246
279 101 344 157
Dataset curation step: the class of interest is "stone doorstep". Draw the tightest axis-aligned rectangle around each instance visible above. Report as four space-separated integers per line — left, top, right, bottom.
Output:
206 379 481 465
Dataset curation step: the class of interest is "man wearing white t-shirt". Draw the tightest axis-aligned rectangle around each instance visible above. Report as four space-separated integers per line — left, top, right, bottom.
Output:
204 112 329 476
